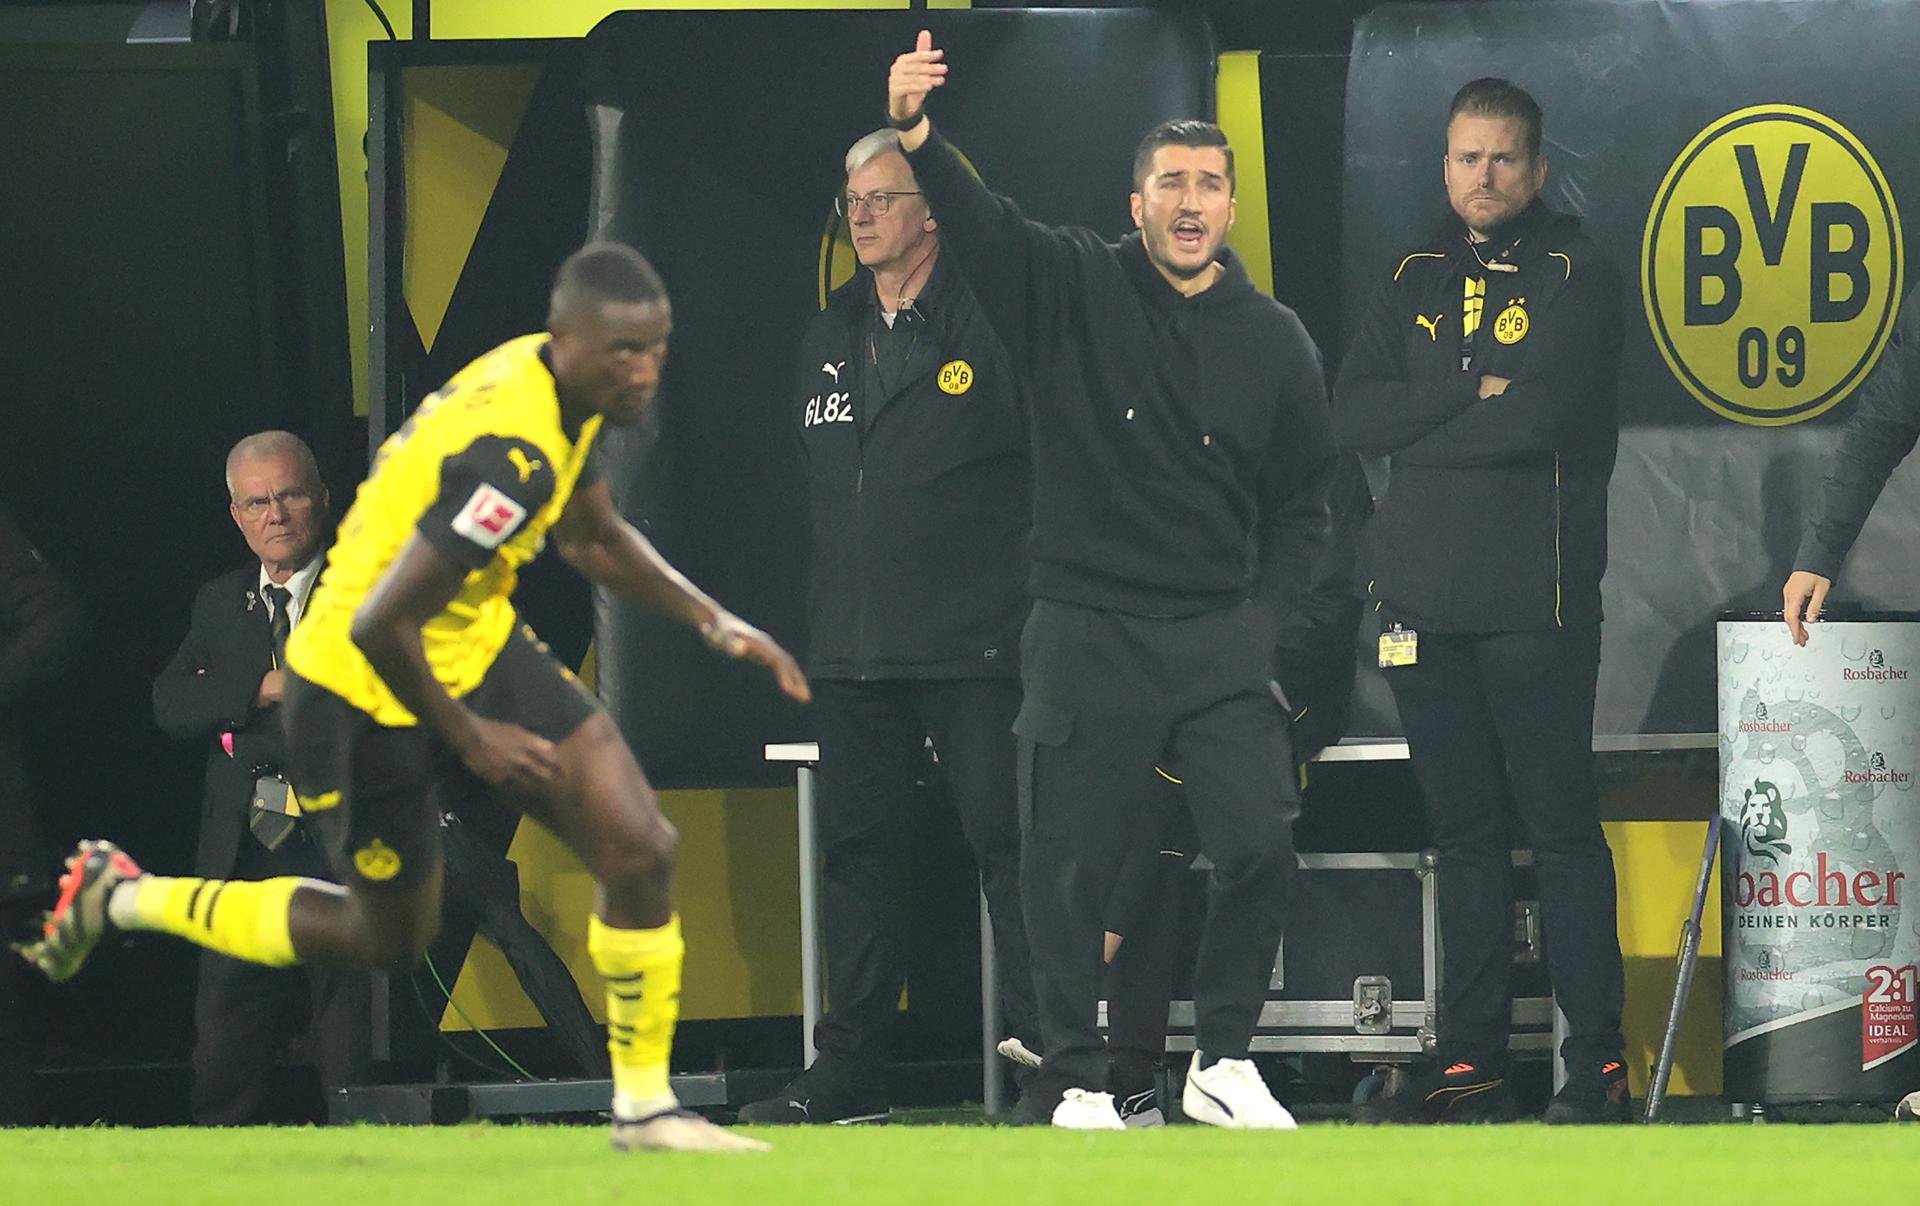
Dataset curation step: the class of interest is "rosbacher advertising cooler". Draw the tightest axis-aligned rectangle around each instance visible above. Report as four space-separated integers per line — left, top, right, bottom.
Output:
1719 613 1920 1105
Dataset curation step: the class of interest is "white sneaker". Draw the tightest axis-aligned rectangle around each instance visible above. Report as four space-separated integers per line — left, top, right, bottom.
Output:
1181 1053 1298 1130
612 1107 771 1152
996 1036 1043 1069
1051 1088 1125 1130
1897 1090 1920 1122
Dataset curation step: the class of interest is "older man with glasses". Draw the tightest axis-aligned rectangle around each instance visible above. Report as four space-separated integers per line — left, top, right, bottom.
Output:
739 128 1039 1124
149 430 372 1123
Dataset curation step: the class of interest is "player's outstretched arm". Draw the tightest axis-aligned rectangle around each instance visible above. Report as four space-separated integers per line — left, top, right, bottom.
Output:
352 534 562 789
554 480 811 702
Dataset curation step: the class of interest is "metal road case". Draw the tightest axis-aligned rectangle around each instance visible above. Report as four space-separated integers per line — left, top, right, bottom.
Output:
1104 851 1556 1076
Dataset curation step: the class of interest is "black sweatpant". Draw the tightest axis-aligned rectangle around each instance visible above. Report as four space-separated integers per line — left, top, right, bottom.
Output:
810 677 1037 1085
1016 598 1297 1095
1103 805 1197 1085
1383 622 1625 1068
1099 661 1354 1077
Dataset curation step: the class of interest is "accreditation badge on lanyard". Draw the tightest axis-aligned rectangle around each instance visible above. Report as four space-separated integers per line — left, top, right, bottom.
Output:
1378 622 1419 669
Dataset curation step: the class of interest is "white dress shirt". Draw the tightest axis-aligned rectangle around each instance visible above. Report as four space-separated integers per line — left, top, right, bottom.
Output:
259 556 322 631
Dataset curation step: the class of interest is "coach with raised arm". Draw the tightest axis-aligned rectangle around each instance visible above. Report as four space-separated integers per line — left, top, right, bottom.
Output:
887 31 1336 1129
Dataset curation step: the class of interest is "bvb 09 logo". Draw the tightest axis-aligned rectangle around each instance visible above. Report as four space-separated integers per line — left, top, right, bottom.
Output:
1643 105 1902 426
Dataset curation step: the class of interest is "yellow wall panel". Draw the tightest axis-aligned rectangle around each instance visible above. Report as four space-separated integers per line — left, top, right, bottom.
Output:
326 0 965 414
1214 50 1273 297
1604 819 1723 1095
444 786 802 1031
403 64 540 352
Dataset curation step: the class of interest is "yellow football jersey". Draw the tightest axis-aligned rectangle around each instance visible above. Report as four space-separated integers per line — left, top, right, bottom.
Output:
287 334 602 725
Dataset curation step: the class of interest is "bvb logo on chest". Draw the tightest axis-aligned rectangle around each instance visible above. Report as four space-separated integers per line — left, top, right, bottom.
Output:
1493 297 1530 345
937 359 974 395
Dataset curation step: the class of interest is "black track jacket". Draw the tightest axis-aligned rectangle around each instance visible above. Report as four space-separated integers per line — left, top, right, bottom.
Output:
904 128 1335 621
1335 201 1623 633
796 254 1029 680
1793 283 1920 581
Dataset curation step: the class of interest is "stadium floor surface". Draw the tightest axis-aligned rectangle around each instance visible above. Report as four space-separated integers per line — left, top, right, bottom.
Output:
2 1121 1911 1204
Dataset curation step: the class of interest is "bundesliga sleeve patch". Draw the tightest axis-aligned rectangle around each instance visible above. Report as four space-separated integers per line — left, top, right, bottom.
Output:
450 483 529 550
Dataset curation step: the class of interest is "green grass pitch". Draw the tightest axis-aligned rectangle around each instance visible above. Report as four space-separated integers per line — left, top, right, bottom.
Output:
1 1123 1912 1204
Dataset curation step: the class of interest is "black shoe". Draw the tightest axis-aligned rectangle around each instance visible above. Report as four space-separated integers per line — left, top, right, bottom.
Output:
1544 1058 1633 1124
1108 1053 1164 1128
1001 1088 1055 1127
1352 1060 1518 1124
736 1074 888 1126
1114 1084 1164 1127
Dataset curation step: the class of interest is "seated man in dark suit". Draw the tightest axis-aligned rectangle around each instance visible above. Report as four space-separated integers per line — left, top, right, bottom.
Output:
152 431 371 1124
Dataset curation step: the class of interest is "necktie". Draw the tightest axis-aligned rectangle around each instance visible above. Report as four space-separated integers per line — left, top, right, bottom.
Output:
263 584 292 669
252 583 296 851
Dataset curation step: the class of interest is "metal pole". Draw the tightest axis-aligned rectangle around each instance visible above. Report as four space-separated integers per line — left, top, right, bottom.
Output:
1551 999 1569 1093
979 890 1002 1114
1644 816 1720 1122
797 765 822 1067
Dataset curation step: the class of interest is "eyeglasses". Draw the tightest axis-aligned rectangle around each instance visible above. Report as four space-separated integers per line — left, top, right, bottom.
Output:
233 488 314 521
835 190 922 218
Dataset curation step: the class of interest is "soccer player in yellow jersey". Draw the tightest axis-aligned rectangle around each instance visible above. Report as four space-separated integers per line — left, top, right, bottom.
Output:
17 244 808 1152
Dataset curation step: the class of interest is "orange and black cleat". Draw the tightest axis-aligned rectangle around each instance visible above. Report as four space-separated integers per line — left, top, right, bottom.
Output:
11 839 143 982
1352 1059 1518 1124
1544 1058 1633 1124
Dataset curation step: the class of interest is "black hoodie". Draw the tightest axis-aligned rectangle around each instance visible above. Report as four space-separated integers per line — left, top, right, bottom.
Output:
1334 201 1623 633
905 129 1335 621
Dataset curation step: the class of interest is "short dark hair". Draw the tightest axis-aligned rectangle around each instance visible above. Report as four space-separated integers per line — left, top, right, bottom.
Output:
1131 119 1235 193
549 242 666 323
1448 78 1543 160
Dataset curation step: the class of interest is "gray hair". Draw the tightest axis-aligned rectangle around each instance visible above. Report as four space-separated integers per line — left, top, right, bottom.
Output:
226 430 321 498
844 128 906 177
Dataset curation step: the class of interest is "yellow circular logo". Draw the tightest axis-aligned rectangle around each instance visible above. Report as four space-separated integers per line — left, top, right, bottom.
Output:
1493 298 1530 345
1643 104 1902 426
937 360 974 395
353 839 402 882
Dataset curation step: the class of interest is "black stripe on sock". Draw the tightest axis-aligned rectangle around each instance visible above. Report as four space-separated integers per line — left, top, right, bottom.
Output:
185 881 209 925
610 988 646 1001
604 971 646 986
202 883 229 932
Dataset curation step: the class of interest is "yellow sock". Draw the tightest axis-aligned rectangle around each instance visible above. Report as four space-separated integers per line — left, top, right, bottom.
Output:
122 875 309 967
588 913 684 1116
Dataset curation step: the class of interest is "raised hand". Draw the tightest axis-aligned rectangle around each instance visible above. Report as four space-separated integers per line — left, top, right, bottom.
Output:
888 28 947 128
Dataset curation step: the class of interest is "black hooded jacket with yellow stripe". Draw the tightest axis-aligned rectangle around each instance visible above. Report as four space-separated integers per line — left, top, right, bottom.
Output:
1333 200 1623 633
